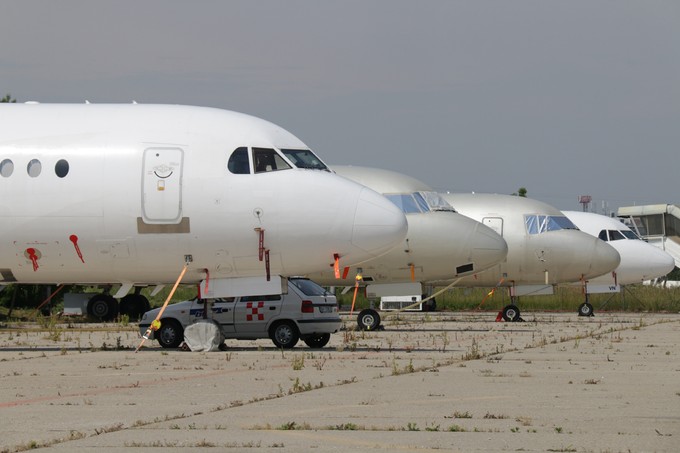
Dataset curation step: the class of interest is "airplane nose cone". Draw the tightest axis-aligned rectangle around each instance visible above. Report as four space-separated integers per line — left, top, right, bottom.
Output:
643 245 676 279
468 222 508 272
621 241 675 282
351 187 408 259
584 238 621 279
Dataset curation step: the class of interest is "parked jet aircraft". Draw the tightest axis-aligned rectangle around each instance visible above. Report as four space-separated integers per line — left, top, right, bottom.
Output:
562 210 674 316
309 166 508 321
441 194 620 320
331 166 619 325
0 103 408 320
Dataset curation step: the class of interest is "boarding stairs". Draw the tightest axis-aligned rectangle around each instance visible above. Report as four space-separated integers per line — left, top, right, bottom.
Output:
618 204 680 268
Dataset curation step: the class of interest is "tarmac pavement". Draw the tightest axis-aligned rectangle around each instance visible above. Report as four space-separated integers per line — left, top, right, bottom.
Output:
1 311 678 452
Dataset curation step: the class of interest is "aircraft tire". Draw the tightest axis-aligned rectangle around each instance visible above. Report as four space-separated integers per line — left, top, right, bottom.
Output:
120 294 151 321
502 304 521 322
303 333 331 349
578 302 594 317
157 319 184 348
421 298 436 312
270 321 299 349
87 294 118 322
357 308 381 330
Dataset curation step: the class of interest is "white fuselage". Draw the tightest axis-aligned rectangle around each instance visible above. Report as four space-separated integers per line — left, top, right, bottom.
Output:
0 104 407 291
309 166 508 289
440 193 621 288
563 211 674 286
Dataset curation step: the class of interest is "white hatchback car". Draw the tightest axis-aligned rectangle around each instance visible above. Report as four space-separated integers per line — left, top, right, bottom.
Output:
139 278 341 349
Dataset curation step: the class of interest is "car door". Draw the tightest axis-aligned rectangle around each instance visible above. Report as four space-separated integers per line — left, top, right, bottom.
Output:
234 294 283 336
211 298 237 335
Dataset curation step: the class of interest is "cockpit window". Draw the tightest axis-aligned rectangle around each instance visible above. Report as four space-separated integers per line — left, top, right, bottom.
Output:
622 230 639 240
252 148 292 173
609 230 626 241
413 193 430 212
598 229 638 242
386 194 423 213
386 192 456 214
281 149 329 171
418 191 456 212
525 215 578 235
228 147 250 174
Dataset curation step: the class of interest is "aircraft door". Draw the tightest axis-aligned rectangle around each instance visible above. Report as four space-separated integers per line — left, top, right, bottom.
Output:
234 294 283 335
142 147 184 223
483 217 504 236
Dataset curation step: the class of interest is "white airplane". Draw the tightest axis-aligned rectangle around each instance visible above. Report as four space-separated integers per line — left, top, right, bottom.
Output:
440 193 621 321
329 166 618 326
0 103 408 320
562 210 675 316
309 166 508 324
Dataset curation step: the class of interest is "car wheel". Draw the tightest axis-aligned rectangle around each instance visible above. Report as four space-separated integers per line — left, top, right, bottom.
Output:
357 308 380 330
270 321 299 349
157 319 184 348
87 294 118 321
502 304 520 322
578 302 594 317
303 333 331 349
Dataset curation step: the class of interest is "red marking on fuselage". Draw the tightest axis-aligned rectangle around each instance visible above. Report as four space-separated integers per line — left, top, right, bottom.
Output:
26 248 39 271
69 234 85 263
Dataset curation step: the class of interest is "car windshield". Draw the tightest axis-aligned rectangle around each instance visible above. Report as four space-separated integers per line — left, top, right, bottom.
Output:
289 278 330 296
525 215 579 235
280 149 329 171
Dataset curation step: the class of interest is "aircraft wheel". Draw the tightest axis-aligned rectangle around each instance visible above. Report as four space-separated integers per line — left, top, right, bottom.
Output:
120 294 151 321
578 302 594 317
157 319 184 348
357 308 380 330
421 298 437 312
270 321 299 349
502 304 521 322
87 294 118 321
303 333 331 349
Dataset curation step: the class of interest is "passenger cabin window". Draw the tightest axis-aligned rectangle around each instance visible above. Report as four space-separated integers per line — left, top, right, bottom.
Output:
228 147 250 174
27 159 42 178
252 148 291 173
280 149 329 171
55 159 69 178
0 159 13 177
525 215 578 235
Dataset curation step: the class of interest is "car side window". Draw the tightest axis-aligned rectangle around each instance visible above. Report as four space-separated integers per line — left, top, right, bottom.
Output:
240 294 282 302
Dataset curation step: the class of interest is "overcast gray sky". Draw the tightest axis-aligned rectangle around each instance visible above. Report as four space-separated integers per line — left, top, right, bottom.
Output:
3 1 678 212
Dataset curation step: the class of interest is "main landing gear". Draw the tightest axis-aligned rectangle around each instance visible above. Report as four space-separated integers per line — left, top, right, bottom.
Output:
86 289 150 321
